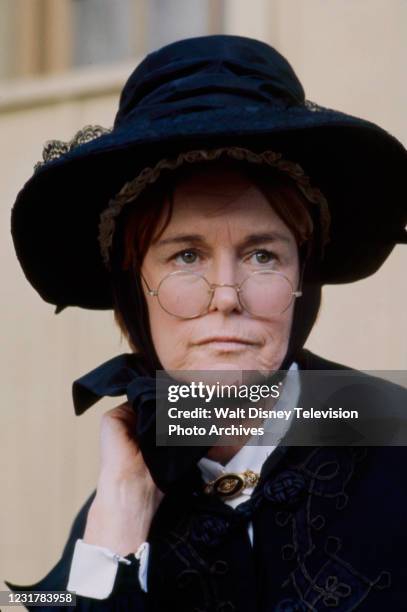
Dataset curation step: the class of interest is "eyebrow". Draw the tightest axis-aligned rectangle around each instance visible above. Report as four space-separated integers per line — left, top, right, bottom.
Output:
153 232 292 249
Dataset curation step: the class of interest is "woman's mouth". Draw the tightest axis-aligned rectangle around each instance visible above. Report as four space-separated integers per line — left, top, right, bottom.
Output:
195 337 255 351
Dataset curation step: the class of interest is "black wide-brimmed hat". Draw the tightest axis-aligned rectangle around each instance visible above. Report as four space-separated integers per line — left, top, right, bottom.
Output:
11 35 407 312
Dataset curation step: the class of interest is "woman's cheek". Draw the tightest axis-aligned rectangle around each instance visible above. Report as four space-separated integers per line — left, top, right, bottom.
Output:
261 314 293 365
148 305 295 371
151 323 189 371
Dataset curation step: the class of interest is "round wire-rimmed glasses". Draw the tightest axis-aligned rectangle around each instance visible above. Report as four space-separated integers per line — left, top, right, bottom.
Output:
141 269 302 319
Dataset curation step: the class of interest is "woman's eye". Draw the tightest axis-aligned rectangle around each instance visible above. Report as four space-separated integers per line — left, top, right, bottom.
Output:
170 248 276 265
250 249 276 264
173 249 199 264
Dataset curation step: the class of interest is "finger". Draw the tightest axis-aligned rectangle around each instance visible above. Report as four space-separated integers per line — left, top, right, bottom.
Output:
100 402 138 441
104 401 136 420
103 402 137 426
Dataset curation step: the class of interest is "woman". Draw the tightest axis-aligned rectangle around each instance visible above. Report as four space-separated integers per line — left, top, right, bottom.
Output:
6 35 407 611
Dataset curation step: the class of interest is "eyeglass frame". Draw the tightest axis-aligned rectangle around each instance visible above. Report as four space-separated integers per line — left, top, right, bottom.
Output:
140 268 303 319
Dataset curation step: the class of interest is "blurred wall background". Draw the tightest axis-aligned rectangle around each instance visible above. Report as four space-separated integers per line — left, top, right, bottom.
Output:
1 0 406 600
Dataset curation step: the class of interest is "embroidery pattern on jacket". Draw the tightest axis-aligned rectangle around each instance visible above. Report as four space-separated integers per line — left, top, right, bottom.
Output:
267 447 391 610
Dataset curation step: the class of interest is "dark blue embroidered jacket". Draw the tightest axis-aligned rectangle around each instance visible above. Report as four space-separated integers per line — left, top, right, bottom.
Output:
5 349 407 611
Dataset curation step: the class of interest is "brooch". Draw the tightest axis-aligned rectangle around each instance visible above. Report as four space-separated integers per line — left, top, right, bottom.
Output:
204 469 259 498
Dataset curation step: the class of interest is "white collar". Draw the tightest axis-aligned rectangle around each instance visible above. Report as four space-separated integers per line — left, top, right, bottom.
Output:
198 361 300 506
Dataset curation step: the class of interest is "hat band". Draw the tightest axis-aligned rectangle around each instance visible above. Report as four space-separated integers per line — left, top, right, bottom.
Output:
98 146 331 269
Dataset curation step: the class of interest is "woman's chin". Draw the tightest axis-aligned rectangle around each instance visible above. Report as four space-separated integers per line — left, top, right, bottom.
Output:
173 345 284 374
188 356 262 373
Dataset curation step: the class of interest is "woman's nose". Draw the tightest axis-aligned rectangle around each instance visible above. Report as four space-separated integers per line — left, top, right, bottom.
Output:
205 259 244 315
206 281 243 315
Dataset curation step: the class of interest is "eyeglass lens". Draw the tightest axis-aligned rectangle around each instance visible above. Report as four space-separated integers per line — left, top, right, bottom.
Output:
156 271 295 318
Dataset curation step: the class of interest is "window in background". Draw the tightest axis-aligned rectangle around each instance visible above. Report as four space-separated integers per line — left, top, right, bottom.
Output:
0 0 224 81
147 0 222 51
72 0 137 67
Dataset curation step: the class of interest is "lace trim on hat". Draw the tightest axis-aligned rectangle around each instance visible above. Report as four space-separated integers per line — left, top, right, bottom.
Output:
34 125 111 171
98 147 331 268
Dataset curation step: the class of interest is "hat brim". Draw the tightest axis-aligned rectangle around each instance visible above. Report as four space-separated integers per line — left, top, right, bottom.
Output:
11 103 407 311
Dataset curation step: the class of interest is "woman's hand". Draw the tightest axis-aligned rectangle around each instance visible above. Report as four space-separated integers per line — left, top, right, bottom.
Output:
83 402 164 556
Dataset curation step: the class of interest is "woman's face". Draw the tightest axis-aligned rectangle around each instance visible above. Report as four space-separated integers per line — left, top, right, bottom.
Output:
140 167 300 374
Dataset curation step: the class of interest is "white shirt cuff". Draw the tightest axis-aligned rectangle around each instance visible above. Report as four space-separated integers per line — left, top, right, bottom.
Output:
67 538 150 599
